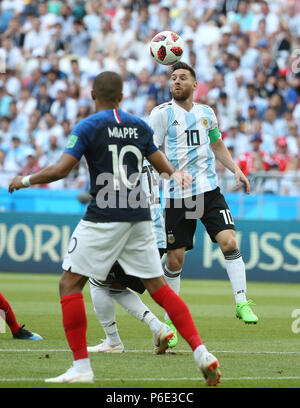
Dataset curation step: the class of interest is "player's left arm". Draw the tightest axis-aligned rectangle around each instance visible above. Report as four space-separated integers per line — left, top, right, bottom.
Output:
8 153 79 193
210 138 250 194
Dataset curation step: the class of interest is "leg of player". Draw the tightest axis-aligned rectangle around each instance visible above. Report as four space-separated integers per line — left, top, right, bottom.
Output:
215 230 258 324
0 292 43 340
88 282 124 353
141 276 221 386
112 288 168 352
163 247 185 348
45 269 94 383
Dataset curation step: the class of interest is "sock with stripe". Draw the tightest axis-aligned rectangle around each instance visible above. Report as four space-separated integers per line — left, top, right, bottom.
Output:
163 265 181 320
151 284 203 351
224 249 247 303
61 293 88 361
0 292 21 335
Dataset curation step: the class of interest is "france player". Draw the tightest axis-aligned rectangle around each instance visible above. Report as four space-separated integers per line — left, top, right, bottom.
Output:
9 71 221 386
149 62 258 347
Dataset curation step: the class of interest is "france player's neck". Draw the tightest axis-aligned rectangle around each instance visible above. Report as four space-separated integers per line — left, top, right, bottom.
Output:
95 101 119 112
173 99 194 112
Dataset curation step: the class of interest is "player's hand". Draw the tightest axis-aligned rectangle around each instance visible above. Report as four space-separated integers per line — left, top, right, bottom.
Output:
234 167 250 194
9 176 26 194
171 169 194 189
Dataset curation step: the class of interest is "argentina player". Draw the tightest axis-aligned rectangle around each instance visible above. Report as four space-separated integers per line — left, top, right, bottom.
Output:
149 62 258 348
9 71 221 386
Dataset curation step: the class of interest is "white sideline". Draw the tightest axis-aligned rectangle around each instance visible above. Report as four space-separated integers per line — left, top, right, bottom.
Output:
0 348 300 354
0 376 300 382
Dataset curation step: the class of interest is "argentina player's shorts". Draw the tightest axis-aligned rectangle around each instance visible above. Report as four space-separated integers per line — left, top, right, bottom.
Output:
165 187 235 250
63 220 164 281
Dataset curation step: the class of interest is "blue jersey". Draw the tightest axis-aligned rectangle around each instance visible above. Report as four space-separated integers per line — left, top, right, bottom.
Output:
64 109 158 222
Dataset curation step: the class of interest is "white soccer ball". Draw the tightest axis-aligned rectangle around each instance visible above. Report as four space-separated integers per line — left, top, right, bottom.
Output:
150 31 184 66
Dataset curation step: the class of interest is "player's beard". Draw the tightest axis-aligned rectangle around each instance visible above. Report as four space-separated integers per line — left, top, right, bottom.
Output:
171 88 191 101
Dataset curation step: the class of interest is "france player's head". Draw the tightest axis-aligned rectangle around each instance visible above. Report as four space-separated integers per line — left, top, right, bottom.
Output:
169 62 197 102
91 71 123 111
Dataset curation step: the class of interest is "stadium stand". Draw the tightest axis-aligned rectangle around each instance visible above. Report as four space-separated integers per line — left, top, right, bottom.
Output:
0 0 300 201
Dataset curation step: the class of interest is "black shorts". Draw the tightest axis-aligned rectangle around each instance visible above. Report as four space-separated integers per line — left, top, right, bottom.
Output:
165 187 235 250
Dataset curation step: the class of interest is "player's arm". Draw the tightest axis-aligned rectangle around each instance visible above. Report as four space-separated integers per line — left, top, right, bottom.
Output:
210 138 250 194
9 153 79 193
147 150 193 190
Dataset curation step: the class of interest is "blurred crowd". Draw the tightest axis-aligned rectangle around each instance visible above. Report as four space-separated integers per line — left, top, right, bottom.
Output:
1 0 300 195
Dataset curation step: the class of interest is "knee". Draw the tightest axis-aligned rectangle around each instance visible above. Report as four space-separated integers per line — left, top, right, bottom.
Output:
166 250 184 272
221 237 238 254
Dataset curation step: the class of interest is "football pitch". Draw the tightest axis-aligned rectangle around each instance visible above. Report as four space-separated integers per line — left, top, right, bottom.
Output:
0 272 299 389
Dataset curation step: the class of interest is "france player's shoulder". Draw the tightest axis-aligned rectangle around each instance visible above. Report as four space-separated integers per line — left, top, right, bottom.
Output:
72 114 97 135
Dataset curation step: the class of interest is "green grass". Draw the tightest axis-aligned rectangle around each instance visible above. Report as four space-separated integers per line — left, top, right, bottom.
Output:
0 272 300 389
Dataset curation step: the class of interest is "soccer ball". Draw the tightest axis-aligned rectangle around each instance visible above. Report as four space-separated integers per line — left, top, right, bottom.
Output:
150 31 184 66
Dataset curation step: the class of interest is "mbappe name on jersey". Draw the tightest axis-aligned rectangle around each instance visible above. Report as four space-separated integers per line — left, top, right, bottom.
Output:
108 126 139 139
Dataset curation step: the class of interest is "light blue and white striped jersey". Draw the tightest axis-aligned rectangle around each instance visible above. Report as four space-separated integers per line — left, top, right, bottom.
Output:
149 100 221 199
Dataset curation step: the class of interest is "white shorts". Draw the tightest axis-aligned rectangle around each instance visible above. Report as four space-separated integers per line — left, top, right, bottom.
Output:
62 220 164 281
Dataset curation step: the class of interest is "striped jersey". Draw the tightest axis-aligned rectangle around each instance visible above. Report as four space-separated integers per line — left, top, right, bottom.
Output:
149 100 221 199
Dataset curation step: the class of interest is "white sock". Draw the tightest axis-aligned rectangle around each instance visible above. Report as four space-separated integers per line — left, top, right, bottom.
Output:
89 282 122 346
224 250 247 303
112 288 163 335
164 265 181 320
73 358 92 373
193 345 208 363
142 311 163 335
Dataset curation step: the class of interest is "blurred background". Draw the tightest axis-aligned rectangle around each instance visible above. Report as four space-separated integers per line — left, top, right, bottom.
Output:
0 0 300 282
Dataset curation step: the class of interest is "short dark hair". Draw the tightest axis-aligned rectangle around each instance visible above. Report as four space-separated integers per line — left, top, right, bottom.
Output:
92 71 123 102
170 62 196 80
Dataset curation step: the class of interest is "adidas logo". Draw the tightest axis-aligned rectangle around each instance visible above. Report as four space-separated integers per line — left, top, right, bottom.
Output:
171 120 179 126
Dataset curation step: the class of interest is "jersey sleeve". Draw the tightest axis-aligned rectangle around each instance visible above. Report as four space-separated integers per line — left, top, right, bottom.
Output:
149 108 166 147
64 119 90 160
207 107 222 144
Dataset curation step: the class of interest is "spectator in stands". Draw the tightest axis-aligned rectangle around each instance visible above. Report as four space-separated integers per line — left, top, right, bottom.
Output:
228 0 255 33
238 133 270 176
152 72 171 105
5 135 27 169
8 100 28 141
224 120 249 159
0 116 13 146
50 86 78 125
40 134 63 167
271 137 292 172
0 147 19 188
88 17 117 60
36 83 54 116
286 121 300 155
16 86 37 117
19 147 47 188
0 35 23 71
66 19 90 57
23 17 50 58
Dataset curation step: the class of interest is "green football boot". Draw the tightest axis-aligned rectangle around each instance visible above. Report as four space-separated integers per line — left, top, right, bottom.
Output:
165 318 178 348
236 300 258 324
